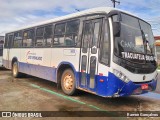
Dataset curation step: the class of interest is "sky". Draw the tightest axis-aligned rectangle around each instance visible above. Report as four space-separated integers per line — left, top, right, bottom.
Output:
0 0 160 36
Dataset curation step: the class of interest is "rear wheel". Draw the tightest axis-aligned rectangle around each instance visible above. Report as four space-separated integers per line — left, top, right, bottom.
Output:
61 69 76 95
12 62 21 78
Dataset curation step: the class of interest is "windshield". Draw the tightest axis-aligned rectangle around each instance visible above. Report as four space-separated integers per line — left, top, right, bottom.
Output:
114 13 156 64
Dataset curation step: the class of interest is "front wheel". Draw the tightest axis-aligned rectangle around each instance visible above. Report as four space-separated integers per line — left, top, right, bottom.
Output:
12 62 21 78
61 69 76 95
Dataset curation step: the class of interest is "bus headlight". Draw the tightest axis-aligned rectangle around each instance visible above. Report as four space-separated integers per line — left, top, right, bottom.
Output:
113 69 130 83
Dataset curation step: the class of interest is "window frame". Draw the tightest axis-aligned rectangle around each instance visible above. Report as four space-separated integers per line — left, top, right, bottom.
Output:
5 13 106 49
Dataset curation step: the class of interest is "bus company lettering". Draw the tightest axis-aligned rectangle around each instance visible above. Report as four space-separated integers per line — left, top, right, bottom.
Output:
120 40 135 49
28 56 42 61
121 52 155 61
26 51 43 61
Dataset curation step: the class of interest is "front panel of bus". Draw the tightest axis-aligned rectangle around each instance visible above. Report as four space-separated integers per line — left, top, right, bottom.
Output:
105 12 157 97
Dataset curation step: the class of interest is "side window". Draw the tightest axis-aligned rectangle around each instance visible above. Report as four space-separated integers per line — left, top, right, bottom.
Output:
13 31 22 48
100 20 110 65
0 38 4 56
65 20 79 46
53 20 79 47
82 22 92 53
35 27 45 47
44 25 53 47
54 23 65 35
23 29 34 47
7 34 14 48
91 21 100 54
53 23 65 46
0 44 2 56
4 34 8 48
92 22 100 48
66 20 79 34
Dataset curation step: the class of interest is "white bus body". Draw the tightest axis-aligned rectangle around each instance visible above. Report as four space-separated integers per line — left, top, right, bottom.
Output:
3 7 158 97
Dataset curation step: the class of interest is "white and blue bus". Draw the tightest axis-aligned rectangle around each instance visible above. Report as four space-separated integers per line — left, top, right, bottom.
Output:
3 7 158 97
0 36 4 67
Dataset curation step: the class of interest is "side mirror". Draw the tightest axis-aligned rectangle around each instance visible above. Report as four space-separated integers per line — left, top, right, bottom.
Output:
113 22 121 37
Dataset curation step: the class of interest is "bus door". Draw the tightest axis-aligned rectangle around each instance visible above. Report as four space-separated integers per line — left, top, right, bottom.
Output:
80 18 102 92
6 34 13 69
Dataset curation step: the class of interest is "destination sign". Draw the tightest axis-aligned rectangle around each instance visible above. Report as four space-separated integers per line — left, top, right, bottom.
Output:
121 52 155 61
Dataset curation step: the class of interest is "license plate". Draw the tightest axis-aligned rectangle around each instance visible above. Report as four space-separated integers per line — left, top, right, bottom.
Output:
141 84 148 90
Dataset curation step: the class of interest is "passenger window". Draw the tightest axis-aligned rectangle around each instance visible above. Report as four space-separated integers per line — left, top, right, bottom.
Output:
53 23 65 46
53 36 65 46
13 31 22 48
91 22 100 54
54 23 65 35
66 20 79 34
35 27 45 47
4 34 8 48
65 20 79 46
23 29 34 47
100 20 110 65
8 35 14 48
44 25 52 47
82 22 92 53
65 35 78 46
92 22 100 48
53 20 79 47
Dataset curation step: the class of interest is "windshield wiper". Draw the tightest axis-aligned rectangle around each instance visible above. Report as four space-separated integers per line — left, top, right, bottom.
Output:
141 30 147 55
141 30 154 56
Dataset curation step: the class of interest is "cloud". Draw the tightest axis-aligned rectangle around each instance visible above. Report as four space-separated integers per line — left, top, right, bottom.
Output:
117 0 160 36
0 0 159 36
0 0 113 35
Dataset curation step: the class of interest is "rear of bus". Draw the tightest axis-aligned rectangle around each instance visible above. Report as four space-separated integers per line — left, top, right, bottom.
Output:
0 36 4 67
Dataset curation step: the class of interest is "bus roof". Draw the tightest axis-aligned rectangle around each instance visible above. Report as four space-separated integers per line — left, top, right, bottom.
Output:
6 7 137 34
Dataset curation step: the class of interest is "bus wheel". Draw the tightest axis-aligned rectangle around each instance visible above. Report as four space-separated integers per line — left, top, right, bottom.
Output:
12 62 21 78
61 69 76 95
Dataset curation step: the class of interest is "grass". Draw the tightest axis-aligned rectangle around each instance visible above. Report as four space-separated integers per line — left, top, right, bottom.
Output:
158 65 160 70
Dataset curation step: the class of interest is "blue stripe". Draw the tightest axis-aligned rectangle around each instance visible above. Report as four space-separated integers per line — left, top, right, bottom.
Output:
140 92 160 100
4 59 158 98
19 62 57 82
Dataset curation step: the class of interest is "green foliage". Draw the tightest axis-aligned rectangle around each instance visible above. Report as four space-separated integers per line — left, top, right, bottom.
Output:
158 65 160 70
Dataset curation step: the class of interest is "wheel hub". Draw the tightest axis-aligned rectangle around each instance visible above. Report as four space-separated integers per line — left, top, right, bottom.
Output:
13 64 17 76
64 74 73 90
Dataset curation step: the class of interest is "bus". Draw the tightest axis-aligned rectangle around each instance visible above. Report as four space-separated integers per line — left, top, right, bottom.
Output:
0 36 4 67
3 7 158 97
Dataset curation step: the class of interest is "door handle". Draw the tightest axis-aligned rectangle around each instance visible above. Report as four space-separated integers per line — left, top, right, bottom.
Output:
91 46 97 54
92 46 97 49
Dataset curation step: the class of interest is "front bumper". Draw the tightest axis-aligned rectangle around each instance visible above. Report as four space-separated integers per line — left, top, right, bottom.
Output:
96 72 157 97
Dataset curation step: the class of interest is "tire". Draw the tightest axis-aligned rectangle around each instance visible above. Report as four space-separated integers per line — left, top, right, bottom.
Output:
61 69 76 95
12 62 21 78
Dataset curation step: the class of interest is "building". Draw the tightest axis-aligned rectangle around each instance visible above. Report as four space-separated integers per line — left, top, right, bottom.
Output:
155 36 160 65
0 36 4 42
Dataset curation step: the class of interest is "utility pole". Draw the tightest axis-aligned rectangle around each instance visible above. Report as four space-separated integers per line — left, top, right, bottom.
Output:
111 0 120 8
75 9 80 12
